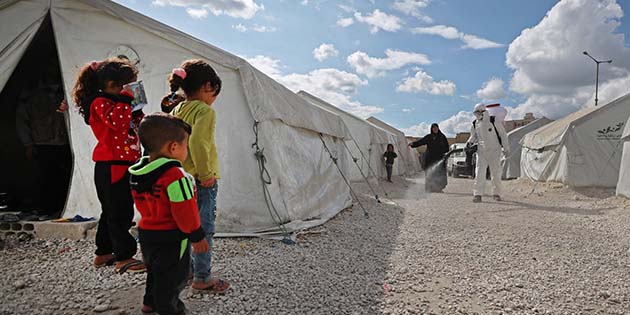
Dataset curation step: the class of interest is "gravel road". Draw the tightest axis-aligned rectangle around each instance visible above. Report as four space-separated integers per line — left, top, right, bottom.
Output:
1 175 629 315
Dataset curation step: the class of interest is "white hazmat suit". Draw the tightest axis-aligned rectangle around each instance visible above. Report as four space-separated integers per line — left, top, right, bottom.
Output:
467 104 509 200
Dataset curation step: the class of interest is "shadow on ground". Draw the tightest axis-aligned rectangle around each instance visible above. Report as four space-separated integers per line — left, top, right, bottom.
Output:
182 177 409 314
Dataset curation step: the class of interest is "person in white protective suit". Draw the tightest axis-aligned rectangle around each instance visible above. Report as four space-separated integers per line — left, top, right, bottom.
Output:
466 104 510 203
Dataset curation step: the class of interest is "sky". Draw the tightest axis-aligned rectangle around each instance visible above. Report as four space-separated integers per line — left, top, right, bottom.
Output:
113 0 630 137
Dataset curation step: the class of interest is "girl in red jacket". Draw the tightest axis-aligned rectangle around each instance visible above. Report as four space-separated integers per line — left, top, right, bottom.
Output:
72 58 145 273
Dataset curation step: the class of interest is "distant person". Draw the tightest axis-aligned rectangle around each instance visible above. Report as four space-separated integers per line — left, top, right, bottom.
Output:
130 113 210 315
409 123 450 193
167 60 230 294
466 104 509 203
15 63 71 217
72 58 145 273
383 144 397 182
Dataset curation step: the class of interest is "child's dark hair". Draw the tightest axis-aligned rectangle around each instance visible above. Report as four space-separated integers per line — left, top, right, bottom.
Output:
387 144 394 151
164 59 222 101
138 113 192 154
72 57 138 124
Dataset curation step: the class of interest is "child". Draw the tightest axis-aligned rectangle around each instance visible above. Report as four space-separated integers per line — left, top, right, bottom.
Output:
129 113 210 315
72 58 145 273
167 60 229 293
383 144 397 183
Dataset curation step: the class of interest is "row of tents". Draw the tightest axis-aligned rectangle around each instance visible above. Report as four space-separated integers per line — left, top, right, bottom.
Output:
0 0 420 237
501 94 630 198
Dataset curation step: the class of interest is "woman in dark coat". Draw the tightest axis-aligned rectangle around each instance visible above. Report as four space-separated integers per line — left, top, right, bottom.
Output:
409 123 450 192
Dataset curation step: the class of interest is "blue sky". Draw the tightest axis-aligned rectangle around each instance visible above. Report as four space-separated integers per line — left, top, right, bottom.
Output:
114 0 630 136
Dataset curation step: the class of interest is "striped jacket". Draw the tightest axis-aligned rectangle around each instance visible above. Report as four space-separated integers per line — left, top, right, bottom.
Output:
129 157 204 242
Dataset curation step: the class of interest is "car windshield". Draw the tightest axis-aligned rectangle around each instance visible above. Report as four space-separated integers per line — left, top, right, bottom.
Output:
453 151 465 157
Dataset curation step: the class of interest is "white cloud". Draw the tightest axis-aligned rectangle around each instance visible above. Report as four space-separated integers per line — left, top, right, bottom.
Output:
392 0 432 23
338 4 355 13
232 23 247 32
402 111 475 137
152 0 263 19
506 0 630 119
412 25 503 49
476 77 507 101
337 17 354 27
280 69 382 118
252 25 276 32
244 56 382 118
396 70 456 95
354 9 403 34
402 108 414 112
347 49 431 78
313 43 339 62
246 55 284 78
232 23 276 33
186 7 208 19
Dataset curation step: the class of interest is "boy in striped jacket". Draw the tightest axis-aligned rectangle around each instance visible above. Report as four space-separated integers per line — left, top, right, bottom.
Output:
129 113 209 315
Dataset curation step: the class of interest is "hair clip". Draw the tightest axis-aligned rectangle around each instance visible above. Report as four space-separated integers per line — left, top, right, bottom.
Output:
172 68 187 80
89 61 101 71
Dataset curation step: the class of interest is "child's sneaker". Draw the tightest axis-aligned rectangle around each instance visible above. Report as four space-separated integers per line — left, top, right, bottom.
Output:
473 195 482 203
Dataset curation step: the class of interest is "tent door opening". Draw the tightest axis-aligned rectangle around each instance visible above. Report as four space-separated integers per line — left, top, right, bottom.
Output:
0 13 72 217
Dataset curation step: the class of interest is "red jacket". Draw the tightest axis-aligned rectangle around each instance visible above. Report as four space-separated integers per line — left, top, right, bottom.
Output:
89 92 143 163
129 157 205 242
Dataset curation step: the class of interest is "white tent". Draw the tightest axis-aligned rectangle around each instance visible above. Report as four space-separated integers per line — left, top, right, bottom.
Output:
615 116 630 197
297 91 399 181
0 0 356 236
502 117 552 180
367 117 422 176
521 94 630 188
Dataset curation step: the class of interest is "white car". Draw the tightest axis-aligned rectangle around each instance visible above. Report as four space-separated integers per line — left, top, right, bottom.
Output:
446 143 472 178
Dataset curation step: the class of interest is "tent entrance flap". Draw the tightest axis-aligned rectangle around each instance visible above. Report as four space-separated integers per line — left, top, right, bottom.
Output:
0 13 72 216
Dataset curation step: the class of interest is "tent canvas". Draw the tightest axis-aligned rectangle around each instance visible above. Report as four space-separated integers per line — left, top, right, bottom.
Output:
502 117 552 179
520 94 630 188
366 117 422 176
0 0 355 236
616 116 630 197
297 91 399 181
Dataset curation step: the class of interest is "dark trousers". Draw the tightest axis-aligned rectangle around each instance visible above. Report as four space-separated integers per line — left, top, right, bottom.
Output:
94 162 137 260
140 229 190 315
386 164 393 181
35 145 72 215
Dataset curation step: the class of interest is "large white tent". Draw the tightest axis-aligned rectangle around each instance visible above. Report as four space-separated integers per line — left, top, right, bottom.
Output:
521 94 630 188
366 117 422 176
615 116 630 197
297 91 399 181
502 117 553 180
0 0 356 236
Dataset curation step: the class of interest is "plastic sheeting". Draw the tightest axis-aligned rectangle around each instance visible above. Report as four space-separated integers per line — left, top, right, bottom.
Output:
521 94 630 187
1 0 353 235
298 91 397 181
616 116 630 197
0 0 48 89
502 117 552 179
